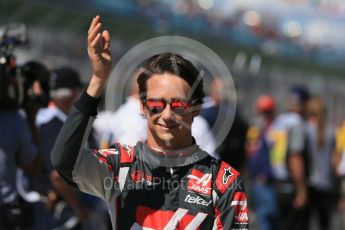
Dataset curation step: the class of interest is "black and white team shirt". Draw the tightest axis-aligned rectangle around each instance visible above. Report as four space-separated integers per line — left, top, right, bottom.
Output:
52 92 249 230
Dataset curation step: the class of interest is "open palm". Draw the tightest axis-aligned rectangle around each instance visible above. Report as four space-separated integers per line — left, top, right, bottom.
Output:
87 15 112 82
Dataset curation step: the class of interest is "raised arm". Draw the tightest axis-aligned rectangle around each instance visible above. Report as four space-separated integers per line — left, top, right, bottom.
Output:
51 16 119 201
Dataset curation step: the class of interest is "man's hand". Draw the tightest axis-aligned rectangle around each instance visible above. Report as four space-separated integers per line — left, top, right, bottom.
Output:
87 15 112 97
289 154 308 209
293 189 308 209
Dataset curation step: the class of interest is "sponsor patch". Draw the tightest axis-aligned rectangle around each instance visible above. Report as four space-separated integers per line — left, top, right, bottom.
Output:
98 148 118 157
231 192 248 223
215 162 240 194
184 194 212 206
222 167 234 185
119 144 134 163
187 169 212 196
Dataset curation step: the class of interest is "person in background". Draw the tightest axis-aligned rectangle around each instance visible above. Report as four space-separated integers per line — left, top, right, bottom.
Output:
33 67 91 229
20 60 51 145
333 120 345 229
305 96 336 230
267 86 310 230
201 78 248 172
0 61 42 229
246 95 277 230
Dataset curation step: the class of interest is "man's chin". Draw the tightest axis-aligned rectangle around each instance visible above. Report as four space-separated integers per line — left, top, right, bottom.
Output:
158 133 174 142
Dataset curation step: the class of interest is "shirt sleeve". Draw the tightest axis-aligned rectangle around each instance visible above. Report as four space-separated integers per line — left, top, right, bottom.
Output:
288 124 306 154
72 144 121 201
51 91 120 201
213 161 249 230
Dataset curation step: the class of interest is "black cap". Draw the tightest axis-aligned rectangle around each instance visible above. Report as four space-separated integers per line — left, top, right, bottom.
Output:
50 67 82 90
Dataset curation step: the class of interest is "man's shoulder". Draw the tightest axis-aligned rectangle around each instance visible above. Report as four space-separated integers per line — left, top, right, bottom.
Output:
275 112 303 126
0 110 25 125
36 107 66 127
108 142 135 165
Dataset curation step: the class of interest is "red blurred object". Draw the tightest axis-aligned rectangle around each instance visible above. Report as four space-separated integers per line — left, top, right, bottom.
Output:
256 95 276 113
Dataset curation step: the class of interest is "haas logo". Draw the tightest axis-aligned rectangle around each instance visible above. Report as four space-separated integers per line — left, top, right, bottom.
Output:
187 169 212 196
231 192 248 223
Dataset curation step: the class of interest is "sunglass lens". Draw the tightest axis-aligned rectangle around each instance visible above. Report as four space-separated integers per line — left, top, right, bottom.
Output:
171 100 189 114
146 99 165 114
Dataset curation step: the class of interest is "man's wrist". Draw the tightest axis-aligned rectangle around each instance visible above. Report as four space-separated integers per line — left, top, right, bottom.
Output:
86 75 107 98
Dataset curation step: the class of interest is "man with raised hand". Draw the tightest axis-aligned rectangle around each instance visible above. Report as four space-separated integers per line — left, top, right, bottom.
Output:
51 15 248 230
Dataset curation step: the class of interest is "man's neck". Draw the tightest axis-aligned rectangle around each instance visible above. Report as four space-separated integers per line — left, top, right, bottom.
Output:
145 140 199 157
147 138 193 151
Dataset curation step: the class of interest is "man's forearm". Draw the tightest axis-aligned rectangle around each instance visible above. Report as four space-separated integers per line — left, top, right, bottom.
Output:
288 153 307 194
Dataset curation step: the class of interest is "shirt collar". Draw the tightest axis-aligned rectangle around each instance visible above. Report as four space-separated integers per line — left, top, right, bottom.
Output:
134 140 208 168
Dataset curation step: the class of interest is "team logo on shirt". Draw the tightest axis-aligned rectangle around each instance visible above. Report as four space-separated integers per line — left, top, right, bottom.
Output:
122 144 132 156
93 149 118 171
119 143 135 163
187 169 212 196
222 166 234 185
184 194 212 206
231 192 248 223
215 162 240 194
98 148 118 157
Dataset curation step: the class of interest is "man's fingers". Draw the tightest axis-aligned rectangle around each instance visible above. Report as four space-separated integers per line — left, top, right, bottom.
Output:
88 15 100 34
90 33 102 48
88 23 102 45
87 15 101 46
102 30 111 50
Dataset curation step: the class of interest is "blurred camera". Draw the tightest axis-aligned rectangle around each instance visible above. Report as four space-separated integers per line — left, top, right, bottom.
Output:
0 23 27 111
0 23 27 49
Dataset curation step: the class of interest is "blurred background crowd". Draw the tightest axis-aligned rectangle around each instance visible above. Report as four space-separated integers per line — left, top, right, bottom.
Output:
1 0 345 229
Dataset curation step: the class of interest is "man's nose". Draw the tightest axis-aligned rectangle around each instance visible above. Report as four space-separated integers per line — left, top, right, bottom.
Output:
161 104 175 121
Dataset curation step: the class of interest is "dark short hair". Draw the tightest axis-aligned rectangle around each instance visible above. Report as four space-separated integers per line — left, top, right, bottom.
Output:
21 61 50 95
137 53 204 105
290 85 310 104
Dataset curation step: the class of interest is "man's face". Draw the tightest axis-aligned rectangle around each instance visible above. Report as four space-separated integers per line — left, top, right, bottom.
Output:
141 73 198 150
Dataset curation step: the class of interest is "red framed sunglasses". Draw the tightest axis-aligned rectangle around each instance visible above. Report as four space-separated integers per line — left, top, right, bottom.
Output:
144 98 192 115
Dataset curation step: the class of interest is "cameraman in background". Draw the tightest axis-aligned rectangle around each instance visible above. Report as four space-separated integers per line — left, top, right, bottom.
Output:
20 61 51 144
0 34 42 229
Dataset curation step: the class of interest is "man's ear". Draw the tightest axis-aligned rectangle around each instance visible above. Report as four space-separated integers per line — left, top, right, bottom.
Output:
140 101 147 116
192 104 202 117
